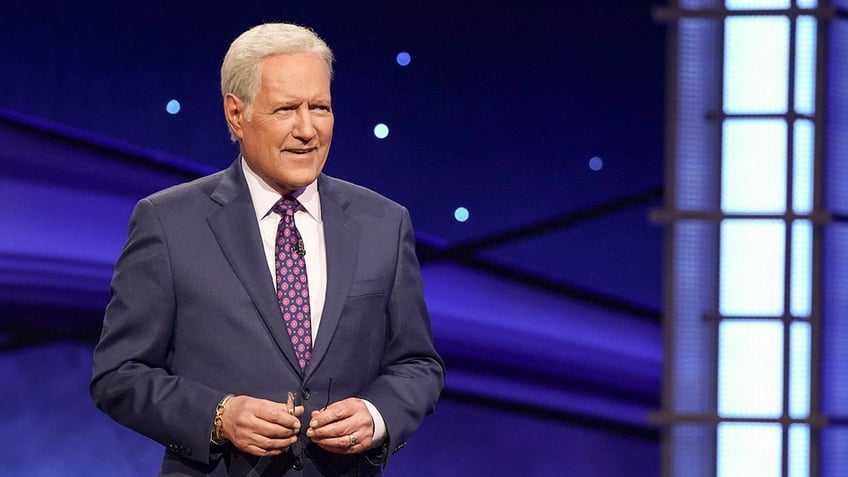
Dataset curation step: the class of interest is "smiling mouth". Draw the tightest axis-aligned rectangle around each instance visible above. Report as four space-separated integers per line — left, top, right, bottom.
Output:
284 147 317 155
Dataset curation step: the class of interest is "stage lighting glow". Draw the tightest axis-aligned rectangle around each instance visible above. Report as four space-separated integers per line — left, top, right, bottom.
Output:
454 207 469 222
726 0 790 8
396 52 411 66
166 99 181 115
589 156 604 171
373 123 389 139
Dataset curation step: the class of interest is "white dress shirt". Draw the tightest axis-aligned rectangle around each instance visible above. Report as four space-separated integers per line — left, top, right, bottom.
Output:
241 158 387 448
242 158 327 342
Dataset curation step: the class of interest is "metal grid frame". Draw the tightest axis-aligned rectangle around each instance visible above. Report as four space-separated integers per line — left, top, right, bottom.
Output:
651 1 841 476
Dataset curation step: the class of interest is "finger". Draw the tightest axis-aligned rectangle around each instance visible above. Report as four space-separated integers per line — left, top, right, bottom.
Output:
244 401 303 430
310 432 367 455
242 440 289 457
307 414 371 444
309 398 372 433
229 405 300 437
309 399 358 428
306 418 345 440
228 422 299 452
247 418 301 438
223 397 302 450
286 391 296 415
235 430 299 456
226 395 291 426
323 433 358 450
253 402 298 426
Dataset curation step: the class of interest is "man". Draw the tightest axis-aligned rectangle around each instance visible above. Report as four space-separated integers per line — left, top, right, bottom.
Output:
90 23 444 476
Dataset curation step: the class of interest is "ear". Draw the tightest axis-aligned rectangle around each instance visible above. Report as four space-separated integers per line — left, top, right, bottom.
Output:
223 93 246 140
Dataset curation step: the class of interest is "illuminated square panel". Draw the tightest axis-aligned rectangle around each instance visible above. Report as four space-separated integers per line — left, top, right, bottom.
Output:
717 423 782 477
718 320 783 417
723 16 789 114
721 119 787 214
719 219 785 316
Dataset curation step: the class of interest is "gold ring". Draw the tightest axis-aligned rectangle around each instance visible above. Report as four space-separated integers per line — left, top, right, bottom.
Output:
348 434 357 447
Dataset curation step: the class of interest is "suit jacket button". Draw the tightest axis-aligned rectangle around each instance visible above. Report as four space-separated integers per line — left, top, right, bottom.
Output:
302 388 311 399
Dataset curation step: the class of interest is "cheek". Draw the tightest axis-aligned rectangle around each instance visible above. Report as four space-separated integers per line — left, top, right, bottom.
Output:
319 118 334 138
250 118 288 140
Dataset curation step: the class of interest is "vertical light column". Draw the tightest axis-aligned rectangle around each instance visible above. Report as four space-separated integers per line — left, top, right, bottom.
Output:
716 2 817 476
657 1 828 475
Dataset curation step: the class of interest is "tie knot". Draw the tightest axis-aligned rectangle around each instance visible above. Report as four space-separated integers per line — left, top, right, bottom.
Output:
272 195 299 217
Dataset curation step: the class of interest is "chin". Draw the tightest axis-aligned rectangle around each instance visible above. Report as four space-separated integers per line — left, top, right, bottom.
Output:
281 173 319 189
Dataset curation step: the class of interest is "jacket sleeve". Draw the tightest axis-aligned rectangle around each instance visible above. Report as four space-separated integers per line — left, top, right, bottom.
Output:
89 198 224 465
357 207 445 462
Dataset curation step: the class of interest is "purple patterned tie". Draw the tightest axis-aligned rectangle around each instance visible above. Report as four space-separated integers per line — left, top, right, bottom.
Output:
272 195 312 370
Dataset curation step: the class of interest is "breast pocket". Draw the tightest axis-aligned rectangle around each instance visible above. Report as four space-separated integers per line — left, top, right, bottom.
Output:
340 279 389 350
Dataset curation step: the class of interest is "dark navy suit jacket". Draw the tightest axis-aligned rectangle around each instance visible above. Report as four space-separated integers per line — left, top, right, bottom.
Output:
90 159 445 476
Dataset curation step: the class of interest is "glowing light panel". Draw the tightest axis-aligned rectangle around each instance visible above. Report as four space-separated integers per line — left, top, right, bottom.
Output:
718 320 783 417
793 120 815 214
717 423 782 477
794 17 817 115
791 221 813 318
790 322 811 418
721 119 787 213
789 425 810 477
726 0 790 8
723 16 790 114
720 220 785 317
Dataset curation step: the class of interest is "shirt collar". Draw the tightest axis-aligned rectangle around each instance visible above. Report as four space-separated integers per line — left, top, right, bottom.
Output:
241 157 322 223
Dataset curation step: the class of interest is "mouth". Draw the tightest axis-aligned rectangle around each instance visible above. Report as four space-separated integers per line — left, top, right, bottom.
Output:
283 147 317 155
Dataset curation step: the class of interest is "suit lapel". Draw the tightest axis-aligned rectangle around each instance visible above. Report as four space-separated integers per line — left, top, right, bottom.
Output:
305 176 361 378
206 160 302 374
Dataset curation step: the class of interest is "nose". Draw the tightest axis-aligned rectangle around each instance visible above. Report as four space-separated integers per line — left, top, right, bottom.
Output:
292 105 316 142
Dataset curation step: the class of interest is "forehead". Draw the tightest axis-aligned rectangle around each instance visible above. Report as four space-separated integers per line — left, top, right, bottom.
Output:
257 53 331 97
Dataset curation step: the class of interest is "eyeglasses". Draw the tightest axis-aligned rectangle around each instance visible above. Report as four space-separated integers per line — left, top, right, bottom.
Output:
322 376 333 411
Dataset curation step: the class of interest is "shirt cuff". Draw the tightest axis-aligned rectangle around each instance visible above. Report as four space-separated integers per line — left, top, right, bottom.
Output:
361 399 387 448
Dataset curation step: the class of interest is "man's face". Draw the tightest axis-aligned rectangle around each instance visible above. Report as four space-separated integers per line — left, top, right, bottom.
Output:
226 53 334 195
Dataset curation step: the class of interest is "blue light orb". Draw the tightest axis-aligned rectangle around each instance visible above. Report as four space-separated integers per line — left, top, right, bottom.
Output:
589 156 604 171
166 99 181 115
373 123 390 139
454 207 470 223
396 51 411 66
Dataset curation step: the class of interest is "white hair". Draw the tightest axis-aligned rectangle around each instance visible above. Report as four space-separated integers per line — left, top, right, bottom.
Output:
221 23 334 141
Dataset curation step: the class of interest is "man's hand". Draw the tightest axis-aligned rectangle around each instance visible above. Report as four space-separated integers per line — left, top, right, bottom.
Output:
306 398 374 454
220 395 304 457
